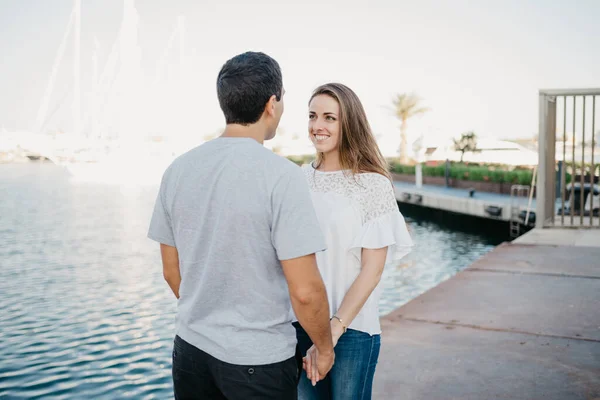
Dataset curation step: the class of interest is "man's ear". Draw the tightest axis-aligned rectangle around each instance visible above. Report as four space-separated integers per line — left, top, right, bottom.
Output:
265 94 277 117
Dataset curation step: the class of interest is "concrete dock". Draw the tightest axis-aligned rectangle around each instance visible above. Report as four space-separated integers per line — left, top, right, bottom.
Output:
393 181 540 225
374 228 600 400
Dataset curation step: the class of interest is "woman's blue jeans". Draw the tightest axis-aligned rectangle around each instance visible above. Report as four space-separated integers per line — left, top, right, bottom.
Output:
294 322 381 400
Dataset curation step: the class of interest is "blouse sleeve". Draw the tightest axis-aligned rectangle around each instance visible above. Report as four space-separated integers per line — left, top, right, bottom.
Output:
349 174 413 264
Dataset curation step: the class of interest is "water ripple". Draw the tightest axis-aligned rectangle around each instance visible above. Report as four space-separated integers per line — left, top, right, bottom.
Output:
0 163 496 398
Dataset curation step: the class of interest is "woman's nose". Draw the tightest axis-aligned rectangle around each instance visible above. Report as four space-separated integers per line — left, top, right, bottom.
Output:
312 120 325 132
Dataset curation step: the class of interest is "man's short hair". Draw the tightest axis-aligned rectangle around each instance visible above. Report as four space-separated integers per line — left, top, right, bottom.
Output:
217 52 283 125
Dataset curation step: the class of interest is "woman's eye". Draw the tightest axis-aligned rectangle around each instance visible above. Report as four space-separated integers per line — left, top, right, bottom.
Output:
326 116 335 121
308 114 315 120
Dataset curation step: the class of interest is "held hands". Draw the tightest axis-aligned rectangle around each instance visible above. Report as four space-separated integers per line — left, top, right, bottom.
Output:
302 319 345 386
302 345 334 386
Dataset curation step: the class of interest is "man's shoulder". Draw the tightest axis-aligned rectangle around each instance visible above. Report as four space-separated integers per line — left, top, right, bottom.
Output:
269 152 302 170
169 143 202 163
164 141 304 184
257 150 304 179
166 141 222 169
158 144 206 183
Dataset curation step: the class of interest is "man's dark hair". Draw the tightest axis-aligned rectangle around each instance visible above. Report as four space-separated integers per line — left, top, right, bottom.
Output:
216 52 283 125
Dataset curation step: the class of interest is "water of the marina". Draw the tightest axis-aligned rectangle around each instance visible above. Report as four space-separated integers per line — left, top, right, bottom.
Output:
0 163 502 399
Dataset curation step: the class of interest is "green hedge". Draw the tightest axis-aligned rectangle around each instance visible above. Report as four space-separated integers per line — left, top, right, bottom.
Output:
389 162 568 185
288 157 575 185
287 155 315 166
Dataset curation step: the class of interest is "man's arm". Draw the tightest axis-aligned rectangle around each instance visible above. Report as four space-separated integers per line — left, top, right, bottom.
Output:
281 254 334 377
270 166 333 381
160 244 181 299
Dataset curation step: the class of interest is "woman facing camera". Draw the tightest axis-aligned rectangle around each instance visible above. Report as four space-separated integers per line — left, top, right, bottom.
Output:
295 83 413 400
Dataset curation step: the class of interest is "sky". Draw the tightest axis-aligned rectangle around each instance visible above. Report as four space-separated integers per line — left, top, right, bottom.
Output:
1 0 599 155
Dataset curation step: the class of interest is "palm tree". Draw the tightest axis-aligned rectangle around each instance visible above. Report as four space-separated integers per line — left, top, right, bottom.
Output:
392 93 430 164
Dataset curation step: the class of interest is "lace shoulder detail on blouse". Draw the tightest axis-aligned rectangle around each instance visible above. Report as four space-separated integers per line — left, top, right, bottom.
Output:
302 165 398 223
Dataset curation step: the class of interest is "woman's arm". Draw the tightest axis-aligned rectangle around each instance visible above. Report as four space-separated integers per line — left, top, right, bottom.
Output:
330 247 388 345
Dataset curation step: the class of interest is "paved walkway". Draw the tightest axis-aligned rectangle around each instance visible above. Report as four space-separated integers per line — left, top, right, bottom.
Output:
374 229 600 400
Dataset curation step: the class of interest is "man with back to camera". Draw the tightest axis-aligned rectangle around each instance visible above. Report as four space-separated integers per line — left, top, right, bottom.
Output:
148 51 334 399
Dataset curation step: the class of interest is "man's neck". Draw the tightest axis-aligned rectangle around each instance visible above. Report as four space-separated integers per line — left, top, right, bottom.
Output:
221 124 266 144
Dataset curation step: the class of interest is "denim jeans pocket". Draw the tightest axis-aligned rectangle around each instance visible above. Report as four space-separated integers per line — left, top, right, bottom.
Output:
219 356 298 386
219 362 256 384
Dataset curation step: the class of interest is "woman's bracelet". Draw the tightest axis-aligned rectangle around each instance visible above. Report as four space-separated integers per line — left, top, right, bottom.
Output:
330 314 347 333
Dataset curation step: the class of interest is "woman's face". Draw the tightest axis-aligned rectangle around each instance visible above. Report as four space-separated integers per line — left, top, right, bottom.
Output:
308 94 341 155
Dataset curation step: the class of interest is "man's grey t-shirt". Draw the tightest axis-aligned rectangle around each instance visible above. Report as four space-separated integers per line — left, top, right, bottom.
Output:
148 137 326 365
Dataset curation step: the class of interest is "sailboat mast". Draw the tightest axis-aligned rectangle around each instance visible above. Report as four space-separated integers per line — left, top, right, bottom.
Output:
73 0 81 137
178 16 185 70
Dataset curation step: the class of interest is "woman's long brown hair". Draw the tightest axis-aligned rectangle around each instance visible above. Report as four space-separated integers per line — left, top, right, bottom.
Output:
310 83 390 180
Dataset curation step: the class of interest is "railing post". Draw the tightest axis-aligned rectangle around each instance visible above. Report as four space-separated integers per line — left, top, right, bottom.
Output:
537 88 600 229
537 93 557 228
547 96 557 225
536 93 548 228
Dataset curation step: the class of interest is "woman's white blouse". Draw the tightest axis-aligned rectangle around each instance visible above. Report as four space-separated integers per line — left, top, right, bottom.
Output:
301 164 413 335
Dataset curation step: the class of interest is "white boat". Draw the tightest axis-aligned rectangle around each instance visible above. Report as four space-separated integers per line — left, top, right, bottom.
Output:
61 140 177 185
32 0 188 185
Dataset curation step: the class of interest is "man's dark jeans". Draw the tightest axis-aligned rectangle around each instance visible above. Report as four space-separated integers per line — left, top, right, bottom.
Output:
172 335 300 399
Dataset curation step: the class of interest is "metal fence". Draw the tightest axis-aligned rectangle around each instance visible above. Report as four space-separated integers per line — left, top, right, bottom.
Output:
537 89 599 228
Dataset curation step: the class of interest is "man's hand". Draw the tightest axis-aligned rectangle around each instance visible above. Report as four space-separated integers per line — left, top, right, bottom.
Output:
303 345 335 386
